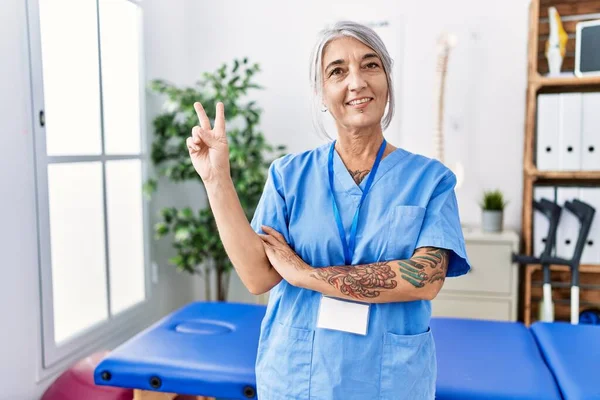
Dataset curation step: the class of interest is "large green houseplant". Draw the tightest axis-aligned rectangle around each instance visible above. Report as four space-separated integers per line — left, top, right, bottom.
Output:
144 58 286 301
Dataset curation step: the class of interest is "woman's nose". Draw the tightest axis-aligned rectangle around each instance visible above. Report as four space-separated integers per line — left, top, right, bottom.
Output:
347 69 367 91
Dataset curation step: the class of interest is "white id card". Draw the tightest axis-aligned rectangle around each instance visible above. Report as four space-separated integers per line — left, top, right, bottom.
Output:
316 295 370 335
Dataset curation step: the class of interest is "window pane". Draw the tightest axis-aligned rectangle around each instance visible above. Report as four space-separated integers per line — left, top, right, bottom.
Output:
99 0 142 155
48 162 108 343
39 0 102 156
106 160 146 314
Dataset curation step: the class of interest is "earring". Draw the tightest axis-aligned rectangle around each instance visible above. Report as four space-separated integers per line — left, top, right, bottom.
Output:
321 105 328 112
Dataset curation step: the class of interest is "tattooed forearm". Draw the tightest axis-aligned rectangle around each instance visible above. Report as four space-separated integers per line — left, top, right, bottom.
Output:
310 262 397 299
348 169 370 185
305 248 449 302
397 248 449 288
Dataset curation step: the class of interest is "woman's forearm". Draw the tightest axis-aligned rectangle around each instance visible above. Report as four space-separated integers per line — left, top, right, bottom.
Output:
298 247 449 303
204 177 282 294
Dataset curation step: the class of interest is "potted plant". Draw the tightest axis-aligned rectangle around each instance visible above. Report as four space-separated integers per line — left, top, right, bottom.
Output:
144 58 286 301
480 189 508 232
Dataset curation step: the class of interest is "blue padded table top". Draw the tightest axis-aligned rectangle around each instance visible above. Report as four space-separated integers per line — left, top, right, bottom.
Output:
531 322 600 400
431 318 562 400
94 301 267 399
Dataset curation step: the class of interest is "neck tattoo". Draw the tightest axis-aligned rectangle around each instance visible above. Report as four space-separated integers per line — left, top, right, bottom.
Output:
348 169 370 185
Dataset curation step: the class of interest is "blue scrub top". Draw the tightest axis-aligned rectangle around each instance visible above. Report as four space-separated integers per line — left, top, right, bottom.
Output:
250 142 471 400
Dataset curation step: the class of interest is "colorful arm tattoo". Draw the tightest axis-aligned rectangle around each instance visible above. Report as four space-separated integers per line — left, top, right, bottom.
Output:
309 247 449 299
397 247 449 288
310 261 397 298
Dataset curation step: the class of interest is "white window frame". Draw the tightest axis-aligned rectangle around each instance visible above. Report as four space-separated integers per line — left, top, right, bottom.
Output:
25 0 153 374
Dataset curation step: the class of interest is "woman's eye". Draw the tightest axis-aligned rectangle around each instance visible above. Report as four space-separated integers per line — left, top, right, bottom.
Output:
365 62 380 69
330 68 342 76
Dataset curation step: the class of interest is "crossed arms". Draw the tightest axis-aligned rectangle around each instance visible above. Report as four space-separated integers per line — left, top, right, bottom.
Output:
257 225 450 303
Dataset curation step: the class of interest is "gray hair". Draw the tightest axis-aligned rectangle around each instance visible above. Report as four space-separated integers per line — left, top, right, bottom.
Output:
309 20 395 140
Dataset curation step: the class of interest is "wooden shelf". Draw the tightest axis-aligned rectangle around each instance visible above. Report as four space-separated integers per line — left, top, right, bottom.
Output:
520 0 600 325
529 301 600 324
522 264 600 274
533 74 600 90
524 264 600 325
532 170 600 183
531 281 600 290
531 298 600 307
523 165 600 183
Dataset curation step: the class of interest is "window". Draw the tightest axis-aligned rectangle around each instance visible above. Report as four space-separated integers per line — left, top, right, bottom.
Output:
27 0 150 368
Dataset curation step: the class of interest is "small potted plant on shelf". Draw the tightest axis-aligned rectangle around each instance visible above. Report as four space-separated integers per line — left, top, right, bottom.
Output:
480 189 508 232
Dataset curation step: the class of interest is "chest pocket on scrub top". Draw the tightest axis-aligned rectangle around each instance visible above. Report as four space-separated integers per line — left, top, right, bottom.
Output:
386 205 426 259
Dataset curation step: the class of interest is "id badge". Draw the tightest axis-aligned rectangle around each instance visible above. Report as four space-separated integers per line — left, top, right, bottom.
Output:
316 295 370 335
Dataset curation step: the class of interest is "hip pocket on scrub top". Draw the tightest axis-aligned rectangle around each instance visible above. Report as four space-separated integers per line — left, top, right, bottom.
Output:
256 322 314 399
387 205 426 259
379 328 436 400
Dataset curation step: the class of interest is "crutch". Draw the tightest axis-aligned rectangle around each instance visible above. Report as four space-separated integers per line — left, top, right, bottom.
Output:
562 199 595 324
514 199 595 324
538 199 562 321
513 198 562 322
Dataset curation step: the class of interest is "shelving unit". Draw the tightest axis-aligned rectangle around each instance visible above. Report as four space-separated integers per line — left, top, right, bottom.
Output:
521 0 600 325
534 75 600 89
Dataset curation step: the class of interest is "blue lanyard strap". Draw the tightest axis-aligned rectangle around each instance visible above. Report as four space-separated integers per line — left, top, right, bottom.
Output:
328 139 387 265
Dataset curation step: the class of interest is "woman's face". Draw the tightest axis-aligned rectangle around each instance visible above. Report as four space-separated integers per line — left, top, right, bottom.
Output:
321 36 388 132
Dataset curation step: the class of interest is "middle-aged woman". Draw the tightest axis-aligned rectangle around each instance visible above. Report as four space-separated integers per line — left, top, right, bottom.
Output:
186 20 471 400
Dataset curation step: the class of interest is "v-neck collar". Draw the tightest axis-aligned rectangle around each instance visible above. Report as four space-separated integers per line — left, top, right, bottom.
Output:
328 144 405 197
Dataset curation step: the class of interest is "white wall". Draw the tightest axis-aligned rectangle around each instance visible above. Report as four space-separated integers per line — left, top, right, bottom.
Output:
185 0 529 232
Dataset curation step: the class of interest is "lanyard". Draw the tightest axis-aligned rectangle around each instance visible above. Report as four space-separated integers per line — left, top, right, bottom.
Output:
328 139 387 265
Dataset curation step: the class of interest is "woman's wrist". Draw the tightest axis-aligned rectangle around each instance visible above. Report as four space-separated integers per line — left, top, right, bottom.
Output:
295 264 317 289
203 174 233 192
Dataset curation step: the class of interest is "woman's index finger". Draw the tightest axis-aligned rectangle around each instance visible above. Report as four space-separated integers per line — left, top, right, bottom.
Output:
193 102 212 131
213 102 225 133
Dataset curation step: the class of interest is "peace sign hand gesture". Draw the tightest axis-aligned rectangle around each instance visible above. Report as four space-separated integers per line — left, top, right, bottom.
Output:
186 102 231 185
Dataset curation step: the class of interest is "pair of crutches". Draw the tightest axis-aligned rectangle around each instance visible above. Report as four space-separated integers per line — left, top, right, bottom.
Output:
513 198 596 324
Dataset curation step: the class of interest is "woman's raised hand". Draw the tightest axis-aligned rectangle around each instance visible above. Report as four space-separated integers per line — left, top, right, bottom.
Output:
187 102 231 184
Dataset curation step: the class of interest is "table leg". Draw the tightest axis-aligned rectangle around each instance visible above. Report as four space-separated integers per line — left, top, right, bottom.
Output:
133 390 177 400
132 390 216 400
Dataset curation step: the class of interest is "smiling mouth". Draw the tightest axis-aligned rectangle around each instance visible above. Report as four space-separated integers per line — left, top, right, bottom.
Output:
346 97 373 108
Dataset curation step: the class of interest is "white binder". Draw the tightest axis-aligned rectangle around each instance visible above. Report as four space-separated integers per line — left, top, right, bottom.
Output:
533 187 556 257
556 187 581 260
558 93 583 171
537 94 560 171
579 188 600 264
581 92 600 171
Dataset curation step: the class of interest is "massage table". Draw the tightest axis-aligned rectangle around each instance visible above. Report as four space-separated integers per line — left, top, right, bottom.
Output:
432 318 562 400
95 301 600 399
531 322 600 399
94 302 265 399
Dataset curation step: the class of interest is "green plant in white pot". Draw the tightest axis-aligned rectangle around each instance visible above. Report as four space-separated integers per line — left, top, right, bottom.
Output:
480 190 508 232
